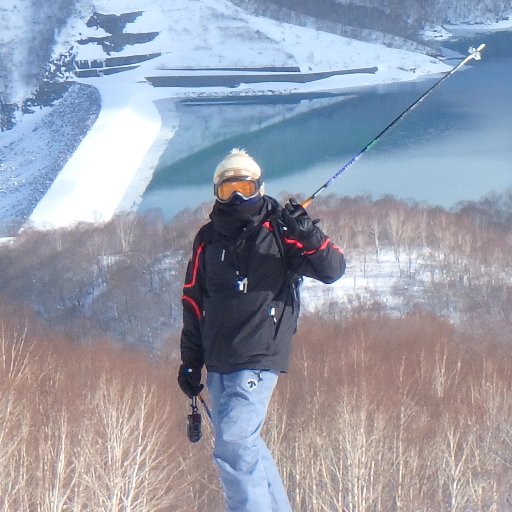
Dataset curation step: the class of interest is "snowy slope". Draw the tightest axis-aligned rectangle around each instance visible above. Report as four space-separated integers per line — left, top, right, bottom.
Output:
1 0 509 234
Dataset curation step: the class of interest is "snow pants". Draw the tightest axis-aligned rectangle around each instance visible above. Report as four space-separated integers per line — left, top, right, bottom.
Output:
207 370 292 512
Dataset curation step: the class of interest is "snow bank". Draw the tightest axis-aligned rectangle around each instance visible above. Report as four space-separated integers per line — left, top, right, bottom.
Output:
29 82 162 227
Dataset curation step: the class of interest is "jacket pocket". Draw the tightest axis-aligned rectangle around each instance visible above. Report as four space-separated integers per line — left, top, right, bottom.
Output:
268 300 298 358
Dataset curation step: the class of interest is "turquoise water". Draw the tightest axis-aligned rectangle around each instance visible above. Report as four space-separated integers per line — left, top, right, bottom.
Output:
139 31 512 217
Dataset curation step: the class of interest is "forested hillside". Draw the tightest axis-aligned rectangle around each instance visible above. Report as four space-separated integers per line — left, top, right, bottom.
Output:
1 192 511 351
251 0 511 25
0 0 77 105
1 178 511 512
231 0 511 57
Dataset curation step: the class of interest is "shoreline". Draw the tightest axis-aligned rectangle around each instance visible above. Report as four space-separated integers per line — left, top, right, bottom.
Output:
25 62 453 230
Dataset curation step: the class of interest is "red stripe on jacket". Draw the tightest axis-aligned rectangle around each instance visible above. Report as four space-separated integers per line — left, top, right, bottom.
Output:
263 220 344 255
182 242 204 321
184 242 204 288
182 295 201 321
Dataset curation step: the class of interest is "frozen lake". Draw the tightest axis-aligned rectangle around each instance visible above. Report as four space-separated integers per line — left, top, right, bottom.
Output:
139 31 512 217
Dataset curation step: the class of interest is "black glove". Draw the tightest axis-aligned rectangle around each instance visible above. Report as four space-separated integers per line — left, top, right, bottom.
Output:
281 198 325 250
178 364 204 398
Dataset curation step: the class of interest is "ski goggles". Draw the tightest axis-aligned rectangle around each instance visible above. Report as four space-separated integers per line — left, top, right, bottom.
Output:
214 176 262 203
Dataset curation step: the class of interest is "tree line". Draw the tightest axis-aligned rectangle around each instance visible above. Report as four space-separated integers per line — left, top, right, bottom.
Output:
1 192 511 351
256 0 511 25
233 0 511 53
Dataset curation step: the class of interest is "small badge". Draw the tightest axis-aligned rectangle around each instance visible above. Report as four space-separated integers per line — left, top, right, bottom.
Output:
247 378 258 390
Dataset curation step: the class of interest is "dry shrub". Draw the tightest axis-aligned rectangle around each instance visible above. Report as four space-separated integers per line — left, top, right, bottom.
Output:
1 303 511 511
0 307 218 511
268 312 512 512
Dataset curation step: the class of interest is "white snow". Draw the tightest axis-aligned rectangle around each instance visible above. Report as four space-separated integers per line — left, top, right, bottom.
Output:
301 248 425 317
4 1 509 231
29 82 164 227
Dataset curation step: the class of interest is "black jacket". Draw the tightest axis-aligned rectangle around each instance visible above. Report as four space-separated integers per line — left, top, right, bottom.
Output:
180 196 346 373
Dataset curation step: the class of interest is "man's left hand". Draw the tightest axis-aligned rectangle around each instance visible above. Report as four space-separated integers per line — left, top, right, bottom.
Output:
281 198 324 250
178 364 204 398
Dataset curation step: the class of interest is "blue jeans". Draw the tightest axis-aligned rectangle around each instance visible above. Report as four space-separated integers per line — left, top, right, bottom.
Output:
207 370 292 512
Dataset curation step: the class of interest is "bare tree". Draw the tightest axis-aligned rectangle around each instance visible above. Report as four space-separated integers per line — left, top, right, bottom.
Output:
80 377 185 511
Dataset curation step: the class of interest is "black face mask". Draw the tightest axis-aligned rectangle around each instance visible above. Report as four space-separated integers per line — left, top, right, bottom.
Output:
210 196 265 239
213 196 264 221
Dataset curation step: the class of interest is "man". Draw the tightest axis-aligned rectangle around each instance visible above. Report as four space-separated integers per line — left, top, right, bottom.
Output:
178 148 345 512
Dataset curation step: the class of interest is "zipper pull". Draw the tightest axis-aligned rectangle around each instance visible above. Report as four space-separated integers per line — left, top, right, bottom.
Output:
270 307 277 324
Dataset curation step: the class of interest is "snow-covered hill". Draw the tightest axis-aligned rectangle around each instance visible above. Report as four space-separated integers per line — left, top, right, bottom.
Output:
1 0 510 235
